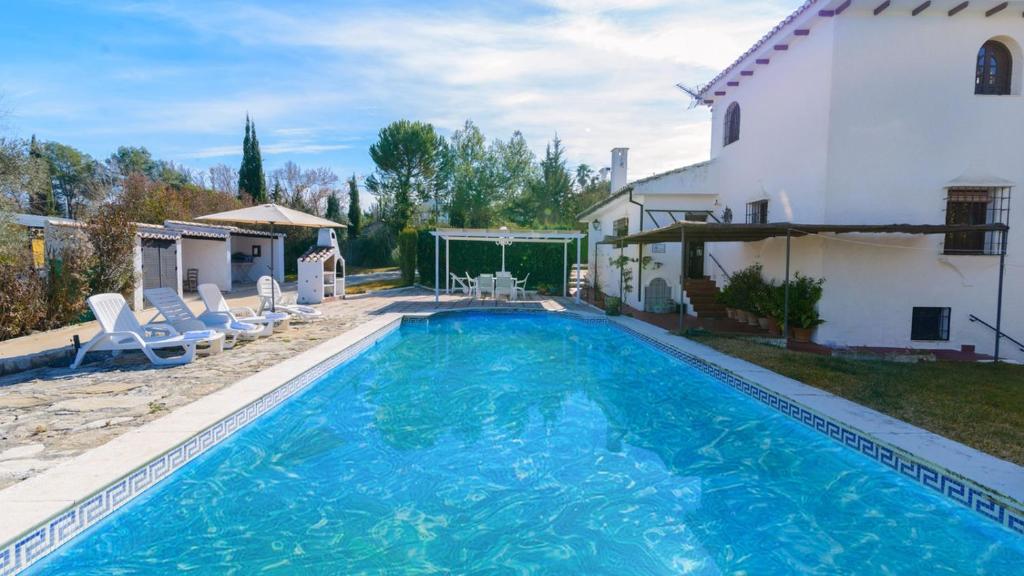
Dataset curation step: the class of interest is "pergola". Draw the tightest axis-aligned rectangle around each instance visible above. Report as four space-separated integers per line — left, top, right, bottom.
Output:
611 221 1012 361
430 227 587 304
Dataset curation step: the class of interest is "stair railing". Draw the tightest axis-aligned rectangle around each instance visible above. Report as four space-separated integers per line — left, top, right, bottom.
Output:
968 314 1024 352
707 253 731 282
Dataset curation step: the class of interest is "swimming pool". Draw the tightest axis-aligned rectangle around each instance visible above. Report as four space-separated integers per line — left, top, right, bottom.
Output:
24 312 1024 573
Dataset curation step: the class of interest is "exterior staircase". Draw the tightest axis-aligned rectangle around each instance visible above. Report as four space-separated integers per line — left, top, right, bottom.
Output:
683 277 768 335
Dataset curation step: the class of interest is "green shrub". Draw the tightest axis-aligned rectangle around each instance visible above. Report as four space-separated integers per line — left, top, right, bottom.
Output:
717 263 765 312
398 227 418 285
0 261 45 340
787 273 826 328
43 246 91 330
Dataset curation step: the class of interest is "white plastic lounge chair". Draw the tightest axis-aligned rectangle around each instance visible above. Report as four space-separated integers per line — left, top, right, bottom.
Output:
71 294 225 369
197 283 288 337
496 271 512 278
256 276 324 321
477 274 494 299
146 287 262 349
515 273 530 300
450 273 473 296
495 276 515 301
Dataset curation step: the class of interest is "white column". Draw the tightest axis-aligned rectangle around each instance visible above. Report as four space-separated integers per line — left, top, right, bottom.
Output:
563 242 568 297
501 244 506 272
434 233 439 303
575 238 581 304
445 239 450 294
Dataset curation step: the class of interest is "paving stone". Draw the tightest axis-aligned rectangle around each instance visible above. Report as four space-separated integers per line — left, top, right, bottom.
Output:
0 443 45 460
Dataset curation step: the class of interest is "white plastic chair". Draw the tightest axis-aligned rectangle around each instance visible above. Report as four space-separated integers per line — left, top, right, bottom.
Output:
495 276 515 300
197 284 286 338
71 294 224 369
450 273 473 296
146 287 262 349
496 271 512 278
515 273 530 300
256 277 324 322
477 274 494 299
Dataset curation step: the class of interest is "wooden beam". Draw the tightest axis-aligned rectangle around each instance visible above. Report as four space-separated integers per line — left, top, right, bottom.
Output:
874 0 890 15
774 44 789 51
795 29 811 36
715 91 726 96
741 70 754 76
948 1 969 15
756 58 771 65
819 9 835 17
727 81 740 87
912 1 931 16
835 0 852 14
986 1 1007 16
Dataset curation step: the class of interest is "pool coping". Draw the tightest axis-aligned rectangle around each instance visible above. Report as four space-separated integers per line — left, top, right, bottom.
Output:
1 307 1021 573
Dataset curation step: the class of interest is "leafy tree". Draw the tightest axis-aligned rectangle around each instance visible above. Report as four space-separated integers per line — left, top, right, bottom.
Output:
107 146 157 179
368 120 443 233
209 163 238 196
446 120 495 228
495 131 538 226
269 161 339 214
347 174 361 239
85 204 137 297
42 141 108 218
238 116 268 203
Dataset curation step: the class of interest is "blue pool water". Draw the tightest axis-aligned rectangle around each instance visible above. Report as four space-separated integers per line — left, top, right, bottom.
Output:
30 313 1024 574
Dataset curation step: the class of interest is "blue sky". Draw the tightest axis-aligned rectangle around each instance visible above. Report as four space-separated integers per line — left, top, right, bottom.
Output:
0 0 792 191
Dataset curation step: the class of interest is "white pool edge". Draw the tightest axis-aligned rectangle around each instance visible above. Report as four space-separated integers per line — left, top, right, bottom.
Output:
0 308 1021 574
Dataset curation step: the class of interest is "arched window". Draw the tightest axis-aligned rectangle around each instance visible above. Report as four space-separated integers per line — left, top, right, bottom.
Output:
723 103 741 146
976 40 1012 95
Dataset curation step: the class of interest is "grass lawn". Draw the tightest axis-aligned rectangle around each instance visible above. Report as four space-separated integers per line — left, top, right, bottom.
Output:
346 277 406 295
688 334 1024 466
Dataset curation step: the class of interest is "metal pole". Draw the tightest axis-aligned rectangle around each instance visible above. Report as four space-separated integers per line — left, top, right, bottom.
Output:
575 237 581 304
445 238 450 294
270 222 276 313
994 228 1007 362
434 232 439 304
501 244 506 272
563 242 568 297
783 229 791 343
678 224 685 333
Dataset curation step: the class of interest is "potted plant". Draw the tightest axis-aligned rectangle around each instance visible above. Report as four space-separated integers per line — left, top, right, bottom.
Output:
784 273 825 342
721 263 765 325
605 296 622 316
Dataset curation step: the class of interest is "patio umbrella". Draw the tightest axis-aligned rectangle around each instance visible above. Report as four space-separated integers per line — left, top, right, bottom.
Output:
196 204 344 312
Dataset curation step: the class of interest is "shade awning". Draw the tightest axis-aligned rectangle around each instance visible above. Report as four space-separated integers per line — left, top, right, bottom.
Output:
197 204 345 228
609 221 1010 245
431 227 585 243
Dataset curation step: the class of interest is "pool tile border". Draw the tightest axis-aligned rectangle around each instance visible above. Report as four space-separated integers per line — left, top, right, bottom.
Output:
2 306 1021 575
0 317 403 576
598 317 1024 537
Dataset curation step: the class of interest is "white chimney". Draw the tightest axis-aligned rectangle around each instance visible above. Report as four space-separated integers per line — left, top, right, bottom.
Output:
610 147 628 192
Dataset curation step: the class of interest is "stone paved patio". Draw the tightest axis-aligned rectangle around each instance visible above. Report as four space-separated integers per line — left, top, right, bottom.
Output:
0 288 593 490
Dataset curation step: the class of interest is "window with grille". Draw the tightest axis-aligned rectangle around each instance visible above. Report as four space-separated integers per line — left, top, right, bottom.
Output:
943 188 1010 255
612 218 629 237
746 200 768 224
723 103 741 146
911 307 950 341
976 40 1012 95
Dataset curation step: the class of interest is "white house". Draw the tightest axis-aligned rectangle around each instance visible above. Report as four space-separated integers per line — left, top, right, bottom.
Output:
579 149 716 312
581 0 1024 360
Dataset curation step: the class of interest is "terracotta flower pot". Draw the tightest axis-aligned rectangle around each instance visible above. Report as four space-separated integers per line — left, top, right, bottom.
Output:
757 317 770 330
766 318 781 336
733 309 747 323
746 312 760 327
791 326 813 343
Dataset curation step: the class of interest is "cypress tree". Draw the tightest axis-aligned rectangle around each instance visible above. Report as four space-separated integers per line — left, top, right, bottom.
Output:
346 174 361 239
27 135 58 216
325 190 342 223
237 116 268 203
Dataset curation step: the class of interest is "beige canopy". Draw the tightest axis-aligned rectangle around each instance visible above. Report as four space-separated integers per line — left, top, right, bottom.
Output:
196 203 345 228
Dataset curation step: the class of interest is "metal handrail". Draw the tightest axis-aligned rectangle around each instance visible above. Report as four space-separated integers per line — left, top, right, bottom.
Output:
708 253 731 281
968 314 1024 352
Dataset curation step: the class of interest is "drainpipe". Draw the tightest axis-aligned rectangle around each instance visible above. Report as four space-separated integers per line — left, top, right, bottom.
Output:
628 187 644 306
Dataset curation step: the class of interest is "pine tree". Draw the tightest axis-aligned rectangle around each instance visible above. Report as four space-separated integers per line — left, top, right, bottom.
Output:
271 177 283 203
325 190 342 223
237 116 268 203
346 174 361 239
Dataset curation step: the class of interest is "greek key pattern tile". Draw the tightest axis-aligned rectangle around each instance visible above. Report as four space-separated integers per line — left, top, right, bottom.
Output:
605 320 1024 538
0 319 402 576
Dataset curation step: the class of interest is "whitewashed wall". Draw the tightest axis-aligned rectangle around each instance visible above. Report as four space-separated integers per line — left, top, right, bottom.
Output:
180 238 231 292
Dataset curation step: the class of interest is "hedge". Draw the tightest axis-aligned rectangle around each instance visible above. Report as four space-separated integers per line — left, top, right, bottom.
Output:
416 229 586 294
398 227 418 285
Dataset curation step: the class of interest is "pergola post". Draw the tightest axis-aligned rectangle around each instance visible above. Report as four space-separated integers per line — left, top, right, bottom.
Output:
434 232 440 304
563 242 568 297
783 229 791 343
995 228 1007 362
445 238 450 294
678 224 685 333
575 237 581 304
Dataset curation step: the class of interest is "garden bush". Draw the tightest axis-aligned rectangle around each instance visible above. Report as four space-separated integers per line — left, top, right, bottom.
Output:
398 227 418 285
717 263 765 312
